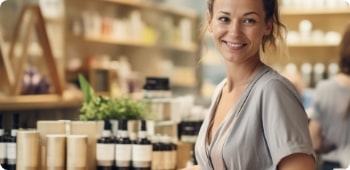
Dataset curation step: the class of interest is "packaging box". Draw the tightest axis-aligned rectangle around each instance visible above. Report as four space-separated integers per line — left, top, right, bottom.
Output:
37 121 66 170
37 120 103 170
70 121 103 170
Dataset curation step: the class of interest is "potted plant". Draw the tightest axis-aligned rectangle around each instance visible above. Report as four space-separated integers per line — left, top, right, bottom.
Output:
78 74 110 121
78 74 154 138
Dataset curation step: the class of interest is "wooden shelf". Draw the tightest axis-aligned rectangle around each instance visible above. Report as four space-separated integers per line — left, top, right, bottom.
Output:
84 35 155 47
281 7 350 15
65 0 201 96
163 42 198 53
287 41 339 47
83 35 197 52
101 0 198 19
0 94 82 111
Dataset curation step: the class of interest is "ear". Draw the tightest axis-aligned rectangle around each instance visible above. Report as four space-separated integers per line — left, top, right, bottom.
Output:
264 19 273 35
206 11 213 32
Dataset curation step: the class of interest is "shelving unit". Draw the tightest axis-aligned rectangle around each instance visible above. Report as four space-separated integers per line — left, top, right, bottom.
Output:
64 0 202 96
0 1 74 111
280 6 350 69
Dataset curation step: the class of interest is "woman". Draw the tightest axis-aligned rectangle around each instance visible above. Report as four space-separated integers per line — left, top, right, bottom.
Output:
308 23 350 170
185 0 316 169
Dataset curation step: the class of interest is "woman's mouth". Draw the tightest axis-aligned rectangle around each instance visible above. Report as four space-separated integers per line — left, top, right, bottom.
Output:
224 41 246 49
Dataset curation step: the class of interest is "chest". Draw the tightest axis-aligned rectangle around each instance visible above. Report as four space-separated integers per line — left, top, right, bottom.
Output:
208 88 244 142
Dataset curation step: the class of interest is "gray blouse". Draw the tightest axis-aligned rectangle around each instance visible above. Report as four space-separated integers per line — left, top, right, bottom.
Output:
195 65 314 170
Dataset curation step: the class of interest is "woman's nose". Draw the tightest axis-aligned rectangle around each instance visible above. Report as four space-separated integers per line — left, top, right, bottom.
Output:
229 20 241 35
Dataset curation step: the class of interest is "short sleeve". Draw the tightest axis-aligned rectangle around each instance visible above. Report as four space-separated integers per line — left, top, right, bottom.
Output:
261 79 314 166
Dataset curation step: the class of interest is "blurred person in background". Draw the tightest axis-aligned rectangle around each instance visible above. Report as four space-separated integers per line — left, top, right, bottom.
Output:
183 0 315 169
308 22 350 170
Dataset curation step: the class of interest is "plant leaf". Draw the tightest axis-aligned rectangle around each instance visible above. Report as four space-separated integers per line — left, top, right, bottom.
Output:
78 74 95 103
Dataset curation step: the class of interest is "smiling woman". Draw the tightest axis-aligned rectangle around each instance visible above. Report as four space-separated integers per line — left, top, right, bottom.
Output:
181 0 316 169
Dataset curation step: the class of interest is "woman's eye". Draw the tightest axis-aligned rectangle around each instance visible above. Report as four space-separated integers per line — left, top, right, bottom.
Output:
243 18 256 24
218 17 230 22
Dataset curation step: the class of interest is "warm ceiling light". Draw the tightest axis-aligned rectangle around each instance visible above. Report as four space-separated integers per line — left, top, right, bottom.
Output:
346 0 350 5
0 0 6 6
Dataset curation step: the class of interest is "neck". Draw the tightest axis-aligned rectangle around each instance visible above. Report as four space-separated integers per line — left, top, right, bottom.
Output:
225 60 262 91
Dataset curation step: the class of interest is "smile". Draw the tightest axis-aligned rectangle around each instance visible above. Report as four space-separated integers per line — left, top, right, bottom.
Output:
224 41 246 49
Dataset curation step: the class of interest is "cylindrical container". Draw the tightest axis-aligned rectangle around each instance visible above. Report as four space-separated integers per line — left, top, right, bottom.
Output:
66 135 88 170
16 130 40 170
46 134 66 170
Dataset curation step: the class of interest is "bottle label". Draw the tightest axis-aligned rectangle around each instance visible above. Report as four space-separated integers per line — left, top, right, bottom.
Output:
6 143 16 160
119 131 129 138
132 145 152 161
115 144 131 161
97 160 114 167
0 143 4 165
11 130 17 137
96 143 115 165
132 161 151 168
0 143 5 160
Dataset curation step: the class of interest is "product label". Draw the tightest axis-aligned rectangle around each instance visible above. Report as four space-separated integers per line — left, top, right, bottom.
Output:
132 145 152 161
6 143 16 160
132 161 151 168
96 143 115 163
0 143 5 160
115 144 131 161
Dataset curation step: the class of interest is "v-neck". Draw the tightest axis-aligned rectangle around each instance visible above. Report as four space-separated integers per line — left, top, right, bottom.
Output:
207 64 269 146
205 64 270 168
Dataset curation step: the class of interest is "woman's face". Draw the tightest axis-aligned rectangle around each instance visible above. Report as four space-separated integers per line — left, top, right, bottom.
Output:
207 0 272 64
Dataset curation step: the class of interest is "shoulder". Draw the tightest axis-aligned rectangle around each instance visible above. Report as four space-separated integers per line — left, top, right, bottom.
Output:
255 67 299 97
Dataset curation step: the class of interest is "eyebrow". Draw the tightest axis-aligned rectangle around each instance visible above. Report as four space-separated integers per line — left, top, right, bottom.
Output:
218 11 260 17
243 11 260 17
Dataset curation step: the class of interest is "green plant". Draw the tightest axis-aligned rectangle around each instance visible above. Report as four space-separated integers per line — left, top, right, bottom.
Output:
78 74 110 120
108 97 153 120
78 74 153 121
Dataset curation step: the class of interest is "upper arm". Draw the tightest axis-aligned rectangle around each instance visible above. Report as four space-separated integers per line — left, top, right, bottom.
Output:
261 79 315 166
277 153 315 170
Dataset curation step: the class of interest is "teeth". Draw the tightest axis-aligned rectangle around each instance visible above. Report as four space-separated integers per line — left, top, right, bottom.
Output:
226 42 244 48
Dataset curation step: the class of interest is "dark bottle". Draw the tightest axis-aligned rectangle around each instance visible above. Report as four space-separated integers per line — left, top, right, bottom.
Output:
0 113 5 166
114 119 131 170
96 120 115 170
132 120 152 170
5 113 19 170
